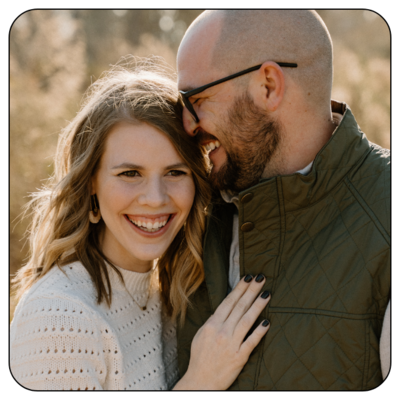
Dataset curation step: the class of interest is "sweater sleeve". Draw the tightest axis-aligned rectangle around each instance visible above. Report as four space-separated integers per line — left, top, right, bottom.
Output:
10 295 108 390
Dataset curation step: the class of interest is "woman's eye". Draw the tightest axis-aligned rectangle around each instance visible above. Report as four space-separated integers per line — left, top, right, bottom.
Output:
167 170 187 177
119 170 140 177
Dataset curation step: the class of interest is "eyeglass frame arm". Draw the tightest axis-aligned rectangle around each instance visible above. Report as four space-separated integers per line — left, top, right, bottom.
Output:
179 62 297 98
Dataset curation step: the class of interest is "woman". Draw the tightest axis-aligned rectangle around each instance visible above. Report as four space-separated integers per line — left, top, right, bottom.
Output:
10 60 271 390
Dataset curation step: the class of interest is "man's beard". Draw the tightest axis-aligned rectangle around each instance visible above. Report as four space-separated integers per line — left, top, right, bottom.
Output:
209 90 281 192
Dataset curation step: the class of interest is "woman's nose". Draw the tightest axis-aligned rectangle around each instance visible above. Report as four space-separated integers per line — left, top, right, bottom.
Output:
182 107 199 137
138 179 167 207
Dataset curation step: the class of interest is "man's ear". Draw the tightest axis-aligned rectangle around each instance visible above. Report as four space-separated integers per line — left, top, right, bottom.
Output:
252 61 285 112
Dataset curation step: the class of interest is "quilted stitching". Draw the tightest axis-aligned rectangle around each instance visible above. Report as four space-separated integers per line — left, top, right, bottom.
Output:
241 116 389 389
260 312 369 389
178 106 390 390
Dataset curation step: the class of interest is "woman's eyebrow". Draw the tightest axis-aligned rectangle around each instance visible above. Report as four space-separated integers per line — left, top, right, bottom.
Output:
111 162 142 170
111 162 189 170
166 162 189 169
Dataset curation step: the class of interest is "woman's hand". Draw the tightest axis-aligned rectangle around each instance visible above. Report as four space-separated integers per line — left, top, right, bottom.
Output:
173 274 271 390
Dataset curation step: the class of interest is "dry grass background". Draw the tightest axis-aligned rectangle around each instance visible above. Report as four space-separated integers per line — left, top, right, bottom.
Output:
9 10 390 317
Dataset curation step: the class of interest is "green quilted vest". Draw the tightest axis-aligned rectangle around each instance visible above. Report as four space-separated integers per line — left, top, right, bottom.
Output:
177 102 390 390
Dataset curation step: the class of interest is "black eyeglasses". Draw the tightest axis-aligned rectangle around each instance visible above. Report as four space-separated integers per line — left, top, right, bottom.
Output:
179 62 297 123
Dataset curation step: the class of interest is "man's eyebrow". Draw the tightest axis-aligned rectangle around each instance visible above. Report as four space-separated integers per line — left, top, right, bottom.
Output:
180 86 197 93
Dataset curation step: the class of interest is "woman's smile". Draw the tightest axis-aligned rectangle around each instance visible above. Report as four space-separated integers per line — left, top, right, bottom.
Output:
124 213 174 235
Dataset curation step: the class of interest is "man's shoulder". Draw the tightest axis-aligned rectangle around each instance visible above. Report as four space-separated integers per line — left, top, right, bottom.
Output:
364 141 390 171
349 140 390 188
347 141 390 234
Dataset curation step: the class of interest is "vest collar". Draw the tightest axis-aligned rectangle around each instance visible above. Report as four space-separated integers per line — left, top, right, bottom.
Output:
204 101 371 311
221 160 314 208
236 101 371 212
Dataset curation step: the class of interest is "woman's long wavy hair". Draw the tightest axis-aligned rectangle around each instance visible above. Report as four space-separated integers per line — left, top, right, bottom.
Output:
13 58 211 324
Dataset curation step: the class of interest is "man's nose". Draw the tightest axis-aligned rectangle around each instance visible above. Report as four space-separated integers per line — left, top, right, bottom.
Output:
182 107 199 137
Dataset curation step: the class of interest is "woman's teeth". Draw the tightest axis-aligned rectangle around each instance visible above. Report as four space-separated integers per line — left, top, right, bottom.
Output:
204 140 220 153
128 217 169 232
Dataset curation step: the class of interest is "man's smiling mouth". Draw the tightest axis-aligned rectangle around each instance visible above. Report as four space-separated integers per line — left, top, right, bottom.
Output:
203 140 221 153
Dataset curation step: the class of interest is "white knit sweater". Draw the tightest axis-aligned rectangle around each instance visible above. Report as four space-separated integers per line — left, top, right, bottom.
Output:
10 261 179 390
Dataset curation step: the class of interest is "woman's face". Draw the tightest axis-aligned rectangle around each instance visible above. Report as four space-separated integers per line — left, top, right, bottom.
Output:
92 121 196 272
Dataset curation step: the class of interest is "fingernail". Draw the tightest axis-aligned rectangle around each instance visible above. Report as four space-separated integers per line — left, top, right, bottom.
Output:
262 320 270 327
260 290 270 299
244 274 253 283
255 274 265 283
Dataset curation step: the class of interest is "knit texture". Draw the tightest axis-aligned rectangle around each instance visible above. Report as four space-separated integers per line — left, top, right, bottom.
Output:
10 261 179 390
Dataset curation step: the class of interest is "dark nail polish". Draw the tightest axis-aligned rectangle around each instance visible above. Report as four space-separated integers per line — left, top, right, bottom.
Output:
260 290 270 299
262 320 270 327
255 274 265 283
244 274 253 283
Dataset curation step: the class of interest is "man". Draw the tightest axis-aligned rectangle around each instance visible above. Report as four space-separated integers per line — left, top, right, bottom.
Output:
176 10 390 390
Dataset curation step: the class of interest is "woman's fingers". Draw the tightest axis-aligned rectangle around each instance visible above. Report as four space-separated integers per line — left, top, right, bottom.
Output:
224 275 267 330
233 290 271 341
180 276 272 390
211 274 254 322
240 319 270 358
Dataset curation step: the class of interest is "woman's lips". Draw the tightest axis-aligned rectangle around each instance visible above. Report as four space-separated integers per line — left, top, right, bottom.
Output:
124 214 176 238
126 214 170 229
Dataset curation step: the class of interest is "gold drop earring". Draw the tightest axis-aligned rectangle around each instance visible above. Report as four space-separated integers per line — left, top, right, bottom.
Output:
89 194 101 224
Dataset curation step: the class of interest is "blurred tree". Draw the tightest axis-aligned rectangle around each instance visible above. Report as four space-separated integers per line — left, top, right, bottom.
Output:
318 10 390 59
10 10 86 281
71 10 129 81
317 10 390 148
72 10 203 84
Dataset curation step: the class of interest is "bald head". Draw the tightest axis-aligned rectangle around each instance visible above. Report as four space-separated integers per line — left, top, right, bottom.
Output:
178 10 333 108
